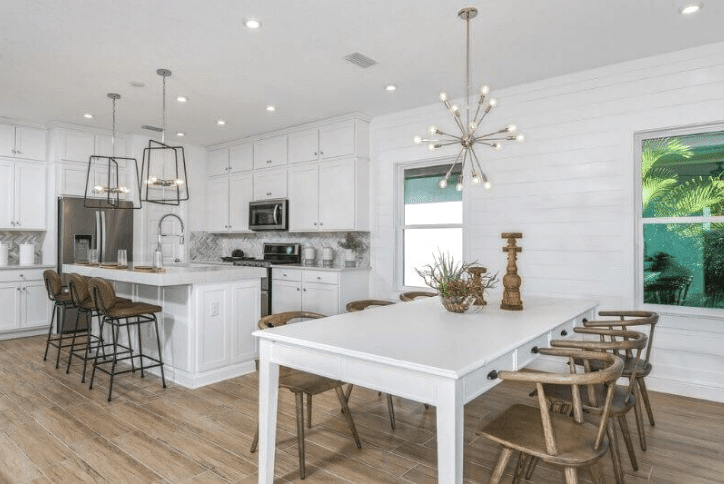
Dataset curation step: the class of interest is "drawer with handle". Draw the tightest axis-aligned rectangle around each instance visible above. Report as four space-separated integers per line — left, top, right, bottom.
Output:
302 271 339 285
272 268 302 282
516 333 549 369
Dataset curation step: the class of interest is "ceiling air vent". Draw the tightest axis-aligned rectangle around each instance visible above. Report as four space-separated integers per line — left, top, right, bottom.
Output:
344 52 378 69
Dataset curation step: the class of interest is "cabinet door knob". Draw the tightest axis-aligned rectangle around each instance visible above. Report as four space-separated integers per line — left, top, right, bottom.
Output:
16 221 20 226
303 288 306 292
320 151 324 155
11 149 17 154
16 149 21 154
314 151 317 156
319 222 323 226
16 287 20 291
313 222 317 226
317 276 321 280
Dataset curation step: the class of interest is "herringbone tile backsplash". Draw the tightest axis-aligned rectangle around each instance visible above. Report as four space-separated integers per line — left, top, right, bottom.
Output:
0 231 44 265
190 231 370 268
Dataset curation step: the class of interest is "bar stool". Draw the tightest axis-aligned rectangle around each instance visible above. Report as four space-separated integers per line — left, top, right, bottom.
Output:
65 274 133 383
42 270 76 368
399 291 437 302
88 277 167 401
345 298 401 428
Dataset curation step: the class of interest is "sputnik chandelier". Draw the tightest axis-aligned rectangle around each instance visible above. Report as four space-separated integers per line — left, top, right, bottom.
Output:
414 7 524 191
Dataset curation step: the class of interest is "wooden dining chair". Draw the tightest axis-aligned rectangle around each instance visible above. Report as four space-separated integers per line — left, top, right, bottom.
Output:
478 348 623 484
399 291 437 302
345 299 396 311
250 311 362 480
344 299 400 428
584 310 659 450
538 327 648 484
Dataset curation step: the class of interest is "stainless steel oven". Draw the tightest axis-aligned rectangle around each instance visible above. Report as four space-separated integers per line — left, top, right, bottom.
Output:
249 199 288 231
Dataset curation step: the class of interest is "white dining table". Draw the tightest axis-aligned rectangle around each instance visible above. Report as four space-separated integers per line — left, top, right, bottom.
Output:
254 295 597 483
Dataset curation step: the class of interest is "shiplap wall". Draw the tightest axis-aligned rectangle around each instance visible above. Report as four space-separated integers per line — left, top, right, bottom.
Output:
369 42 724 402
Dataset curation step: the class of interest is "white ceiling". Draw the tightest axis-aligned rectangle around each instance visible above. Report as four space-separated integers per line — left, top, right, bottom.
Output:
1 0 722 146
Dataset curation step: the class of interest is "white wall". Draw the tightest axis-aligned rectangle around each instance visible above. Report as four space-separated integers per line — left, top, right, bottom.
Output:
369 42 724 402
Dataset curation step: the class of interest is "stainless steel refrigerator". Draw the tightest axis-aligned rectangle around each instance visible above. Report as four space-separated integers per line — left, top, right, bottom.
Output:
57 196 134 331
57 196 134 269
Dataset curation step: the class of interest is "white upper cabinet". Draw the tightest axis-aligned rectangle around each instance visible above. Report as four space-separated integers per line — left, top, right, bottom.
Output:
288 164 319 231
229 143 254 173
206 177 229 232
253 135 287 170
288 129 320 164
288 158 368 232
319 120 356 159
60 129 128 164
0 160 46 230
253 168 287 200
207 148 230 177
0 123 46 161
229 173 253 231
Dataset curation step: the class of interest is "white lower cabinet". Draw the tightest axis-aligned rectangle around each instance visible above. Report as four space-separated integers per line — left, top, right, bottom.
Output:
195 280 260 373
0 270 50 338
271 267 369 316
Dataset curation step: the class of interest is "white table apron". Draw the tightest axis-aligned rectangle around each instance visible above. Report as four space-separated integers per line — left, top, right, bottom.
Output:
255 296 597 483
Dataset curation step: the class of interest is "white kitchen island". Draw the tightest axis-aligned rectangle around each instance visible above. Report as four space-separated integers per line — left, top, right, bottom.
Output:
64 263 267 388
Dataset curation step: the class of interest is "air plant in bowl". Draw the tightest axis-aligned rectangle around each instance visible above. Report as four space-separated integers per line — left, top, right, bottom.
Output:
416 252 475 313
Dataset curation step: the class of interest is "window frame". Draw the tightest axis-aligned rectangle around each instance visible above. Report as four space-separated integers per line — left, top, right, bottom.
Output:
394 157 469 291
634 121 724 317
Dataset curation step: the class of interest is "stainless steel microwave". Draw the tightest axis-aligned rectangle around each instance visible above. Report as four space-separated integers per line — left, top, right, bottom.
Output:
249 199 288 231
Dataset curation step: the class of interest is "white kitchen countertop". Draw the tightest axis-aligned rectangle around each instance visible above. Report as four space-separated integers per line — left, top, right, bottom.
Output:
63 263 267 287
270 264 370 272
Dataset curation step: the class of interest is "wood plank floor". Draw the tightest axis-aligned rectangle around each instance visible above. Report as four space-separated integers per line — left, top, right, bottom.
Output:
1 335 723 483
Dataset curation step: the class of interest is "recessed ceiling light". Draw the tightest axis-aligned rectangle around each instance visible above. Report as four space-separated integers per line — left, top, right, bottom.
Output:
680 2 703 14
130 81 145 88
83 113 93 119
244 18 263 29
176 96 189 103
384 83 398 92
217 119 226 126
265 105 276 112
176 131 185 137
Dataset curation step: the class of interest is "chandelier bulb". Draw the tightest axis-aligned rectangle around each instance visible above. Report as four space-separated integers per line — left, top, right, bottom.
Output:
488 99 497 108
428 125 438 135
471 174 482 185
493 143 502 150
469 121 477 130
439 91 448 102
484 181 492 189
439 178 448 189
507 124 517 132
413 135 423 144
516 134 525 142
428 143 437 151
94 185 104 192
175 179 185 186
455 182 463 192
451 104 459 113
480 85 490 95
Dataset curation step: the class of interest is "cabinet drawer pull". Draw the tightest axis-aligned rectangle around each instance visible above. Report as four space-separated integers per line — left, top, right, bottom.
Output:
560 330 568 337
266 192 272 196
303 288 307 292
531 346 539 354
296 287 300 291
487 370 498 380
266 159 272 164
317 276 321 280
582 318 588 323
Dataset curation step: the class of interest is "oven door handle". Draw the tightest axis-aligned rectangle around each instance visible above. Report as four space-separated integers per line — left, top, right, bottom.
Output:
273 204 279 225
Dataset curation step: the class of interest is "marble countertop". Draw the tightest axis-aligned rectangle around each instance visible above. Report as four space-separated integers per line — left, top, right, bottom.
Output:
63 263 267 287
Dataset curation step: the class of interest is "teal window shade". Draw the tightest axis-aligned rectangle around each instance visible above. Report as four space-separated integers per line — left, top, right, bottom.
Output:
404 166 462 205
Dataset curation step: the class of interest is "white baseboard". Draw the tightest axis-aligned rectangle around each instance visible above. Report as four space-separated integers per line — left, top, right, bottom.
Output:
144 360 256 389
0 327 47 341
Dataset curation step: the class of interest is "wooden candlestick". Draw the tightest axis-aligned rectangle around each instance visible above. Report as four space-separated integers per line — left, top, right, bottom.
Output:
467 266 487 306
501 232 523 311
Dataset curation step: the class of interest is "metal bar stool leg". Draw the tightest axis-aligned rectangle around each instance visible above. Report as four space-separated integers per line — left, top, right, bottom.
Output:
59 310 80 369
107 322 121 402
89 316 106 390
152 314 167 388
43 303 59 361
126 317 136 374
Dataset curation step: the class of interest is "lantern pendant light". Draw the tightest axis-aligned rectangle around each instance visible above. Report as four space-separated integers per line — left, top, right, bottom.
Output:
140 68 190 206
84 93 142 209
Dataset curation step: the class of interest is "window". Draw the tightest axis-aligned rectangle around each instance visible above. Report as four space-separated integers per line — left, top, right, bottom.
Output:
399 164 463 287
637 126 724 309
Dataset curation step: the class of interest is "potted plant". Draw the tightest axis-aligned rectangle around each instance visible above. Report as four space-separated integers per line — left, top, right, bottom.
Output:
337 232 366 267
416 252 475 313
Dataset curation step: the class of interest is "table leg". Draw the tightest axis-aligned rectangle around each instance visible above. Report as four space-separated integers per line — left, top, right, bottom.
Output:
435 379 464 483
258 341 280 484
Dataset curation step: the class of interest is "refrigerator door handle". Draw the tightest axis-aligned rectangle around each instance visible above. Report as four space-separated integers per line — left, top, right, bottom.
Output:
101 211 107 262
95 211 101 251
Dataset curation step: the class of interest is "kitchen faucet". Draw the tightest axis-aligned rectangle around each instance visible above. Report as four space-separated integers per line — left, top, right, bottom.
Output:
158 213 185 261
